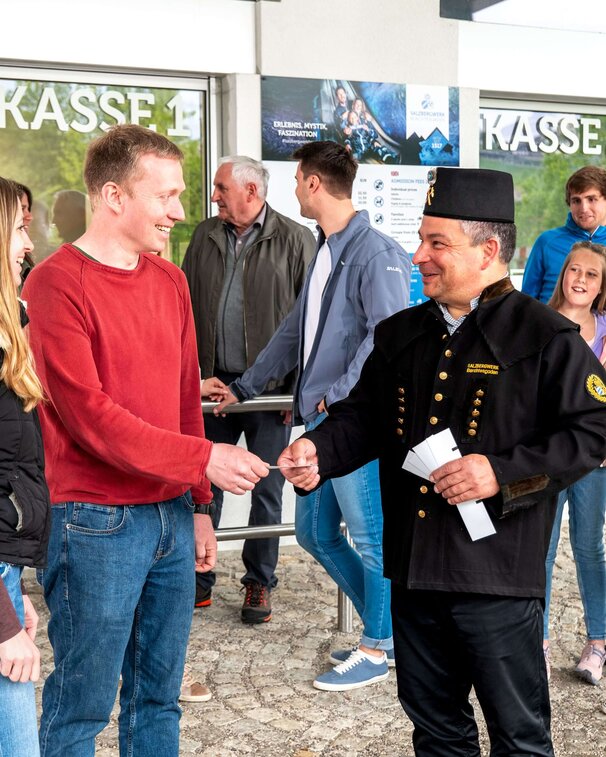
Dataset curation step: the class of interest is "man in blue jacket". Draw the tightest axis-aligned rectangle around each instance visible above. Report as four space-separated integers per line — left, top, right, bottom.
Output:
214 140 411 691
522 166 606 302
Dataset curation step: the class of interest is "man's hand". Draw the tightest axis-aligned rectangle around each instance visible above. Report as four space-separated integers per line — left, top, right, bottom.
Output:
317 398 327 415
277 439 320 491
22 595 38 642
213 388 239 416
200 377 228 401
193 513 217 573
206 443 269 495
430 454 499 505
0 628 40 683
281 409 292 426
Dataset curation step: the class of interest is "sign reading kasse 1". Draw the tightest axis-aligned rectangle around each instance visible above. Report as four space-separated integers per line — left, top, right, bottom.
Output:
0 81 194 136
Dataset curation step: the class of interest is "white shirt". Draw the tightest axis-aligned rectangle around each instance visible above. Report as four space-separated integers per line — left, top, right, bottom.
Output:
303 241 332 367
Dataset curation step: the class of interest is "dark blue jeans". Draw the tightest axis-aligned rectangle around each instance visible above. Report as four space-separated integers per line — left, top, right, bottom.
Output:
198 373 290 591
38 494 195 757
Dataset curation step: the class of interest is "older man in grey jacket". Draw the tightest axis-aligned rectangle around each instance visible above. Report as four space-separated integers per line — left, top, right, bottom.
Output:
182 156 315 631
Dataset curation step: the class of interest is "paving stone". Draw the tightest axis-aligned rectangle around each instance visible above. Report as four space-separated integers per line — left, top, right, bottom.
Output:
25 523 605 756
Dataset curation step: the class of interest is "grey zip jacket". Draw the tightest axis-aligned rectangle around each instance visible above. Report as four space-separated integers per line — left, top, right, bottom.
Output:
231 210 411 423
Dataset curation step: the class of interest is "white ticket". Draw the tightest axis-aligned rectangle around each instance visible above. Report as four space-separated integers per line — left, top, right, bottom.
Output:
402 428 496 541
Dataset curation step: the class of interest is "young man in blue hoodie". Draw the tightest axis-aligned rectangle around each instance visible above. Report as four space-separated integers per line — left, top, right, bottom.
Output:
522 166 606 302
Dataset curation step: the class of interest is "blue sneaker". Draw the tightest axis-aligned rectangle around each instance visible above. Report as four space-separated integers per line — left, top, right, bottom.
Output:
313 649 389 691
329 645 396 668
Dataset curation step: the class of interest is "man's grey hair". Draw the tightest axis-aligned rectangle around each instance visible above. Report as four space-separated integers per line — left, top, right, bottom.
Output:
460 220 517 264
218 155 269 200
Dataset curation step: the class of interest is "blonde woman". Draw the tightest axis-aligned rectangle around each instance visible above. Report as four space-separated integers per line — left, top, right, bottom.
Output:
545 241 606 684
0 177 50 756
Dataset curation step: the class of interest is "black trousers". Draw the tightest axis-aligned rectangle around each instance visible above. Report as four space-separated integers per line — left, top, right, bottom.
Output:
391 584 554 757
197 372 291 591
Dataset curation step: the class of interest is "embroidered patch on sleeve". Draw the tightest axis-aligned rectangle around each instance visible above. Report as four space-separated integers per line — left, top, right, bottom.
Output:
466 363 499 376
586 373 606 403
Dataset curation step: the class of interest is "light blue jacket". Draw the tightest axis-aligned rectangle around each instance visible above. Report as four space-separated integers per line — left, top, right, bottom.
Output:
230 210 411 423
521 213 606 303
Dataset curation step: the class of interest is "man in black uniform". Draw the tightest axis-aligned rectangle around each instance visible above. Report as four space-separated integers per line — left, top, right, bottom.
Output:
278 167 606 756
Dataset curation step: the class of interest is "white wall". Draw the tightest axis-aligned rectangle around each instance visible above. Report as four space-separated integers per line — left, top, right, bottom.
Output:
256 0 458 85
4 0 256 75
459 19 606 101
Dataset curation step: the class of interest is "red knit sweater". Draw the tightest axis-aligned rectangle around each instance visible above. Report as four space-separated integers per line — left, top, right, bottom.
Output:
22 245 212 505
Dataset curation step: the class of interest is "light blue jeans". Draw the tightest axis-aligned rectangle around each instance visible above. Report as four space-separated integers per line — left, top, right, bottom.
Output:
544 466 606 640
295 415 392 650
0 562 40 757
38 494 195 757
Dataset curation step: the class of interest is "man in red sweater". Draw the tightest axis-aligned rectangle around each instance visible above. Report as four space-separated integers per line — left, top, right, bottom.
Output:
23 124 268 757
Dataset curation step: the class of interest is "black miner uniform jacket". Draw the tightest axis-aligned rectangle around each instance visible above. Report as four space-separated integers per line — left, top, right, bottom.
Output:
304 279 606 597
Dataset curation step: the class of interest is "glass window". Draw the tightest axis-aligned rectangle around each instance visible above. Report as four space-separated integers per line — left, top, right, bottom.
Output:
480 99 606 282
0 69 208 266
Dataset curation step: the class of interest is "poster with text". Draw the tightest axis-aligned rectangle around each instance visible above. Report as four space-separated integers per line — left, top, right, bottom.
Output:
262 76 459 167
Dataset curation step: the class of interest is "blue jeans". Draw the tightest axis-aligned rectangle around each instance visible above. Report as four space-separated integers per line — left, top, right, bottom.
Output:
0 562 40 757
38 495 195 757
295 415 392 650
544 466 606 640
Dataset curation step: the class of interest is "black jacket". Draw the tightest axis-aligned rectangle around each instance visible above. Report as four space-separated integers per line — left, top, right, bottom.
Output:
0 345 51 568
305 280 606 597
182 203 316 391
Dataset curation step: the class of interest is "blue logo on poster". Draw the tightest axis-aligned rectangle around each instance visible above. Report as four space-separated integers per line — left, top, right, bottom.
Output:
374 213 384 225
374 179 384 191
374 196 384 207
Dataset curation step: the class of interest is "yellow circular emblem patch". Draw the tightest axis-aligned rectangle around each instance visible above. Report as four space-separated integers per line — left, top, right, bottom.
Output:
586 374 606 403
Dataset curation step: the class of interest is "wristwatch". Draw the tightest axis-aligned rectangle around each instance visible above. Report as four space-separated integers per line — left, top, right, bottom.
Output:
193 501 215 515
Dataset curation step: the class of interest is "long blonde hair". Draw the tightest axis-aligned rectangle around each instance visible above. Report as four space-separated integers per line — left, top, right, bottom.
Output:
0 177 44 411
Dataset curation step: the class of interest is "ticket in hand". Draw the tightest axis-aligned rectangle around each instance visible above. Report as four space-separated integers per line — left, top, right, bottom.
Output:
402 428 496 542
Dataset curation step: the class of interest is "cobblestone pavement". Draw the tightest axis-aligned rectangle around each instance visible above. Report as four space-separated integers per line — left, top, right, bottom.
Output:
26 523 606 756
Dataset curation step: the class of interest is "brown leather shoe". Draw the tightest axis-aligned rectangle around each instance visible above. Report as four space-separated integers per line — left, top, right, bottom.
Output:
179 665 212 702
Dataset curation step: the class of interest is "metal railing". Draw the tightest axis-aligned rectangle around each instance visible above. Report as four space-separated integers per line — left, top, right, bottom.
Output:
202 395 353 633
202 394 293 414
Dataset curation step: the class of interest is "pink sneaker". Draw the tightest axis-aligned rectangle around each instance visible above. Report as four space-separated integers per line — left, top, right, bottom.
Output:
575 642 606 686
